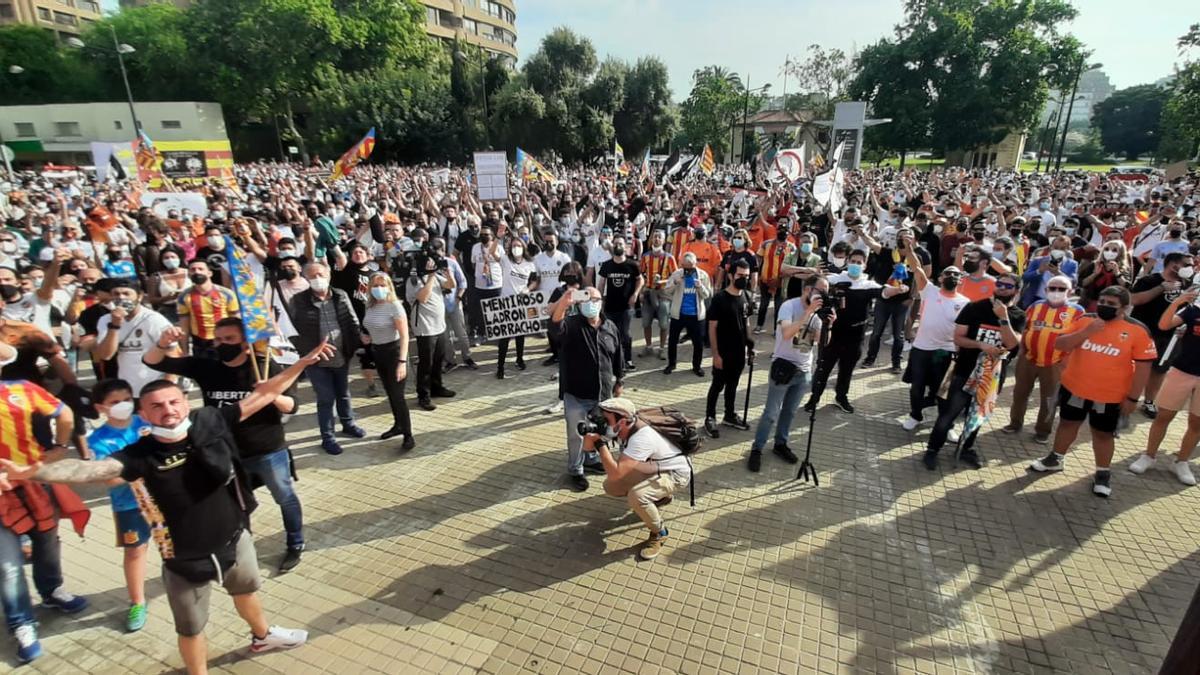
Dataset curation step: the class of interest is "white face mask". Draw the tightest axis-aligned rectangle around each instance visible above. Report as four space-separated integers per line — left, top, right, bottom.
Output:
308 277 330 293
511 246 524 259
831 256 846 268
651 244 663 252
108 401 135 421
1179 266 1195 280
1045 290 1067 305
1102 250 1119 261
151 418 191 442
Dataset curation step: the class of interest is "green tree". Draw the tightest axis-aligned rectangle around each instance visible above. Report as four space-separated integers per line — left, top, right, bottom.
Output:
1158 23 1200 161
613 57 677 154
851 0 1082 157
0 25 103 105
81 4 199 105
678 65 747 158
848 40 930 166
1091 84 1170 160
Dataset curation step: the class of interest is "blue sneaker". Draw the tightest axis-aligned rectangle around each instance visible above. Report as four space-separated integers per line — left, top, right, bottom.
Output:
14 625 41 663
321 439 344 455
340 424 367 439
126 603 147 632
43 588 88 614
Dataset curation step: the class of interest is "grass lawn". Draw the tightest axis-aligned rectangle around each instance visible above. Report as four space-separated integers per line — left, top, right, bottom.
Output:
869 157 1152 173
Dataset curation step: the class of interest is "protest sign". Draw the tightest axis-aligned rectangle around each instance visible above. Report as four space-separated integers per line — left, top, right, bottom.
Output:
473 151 509 201
481 290 551 339
139 191 209 218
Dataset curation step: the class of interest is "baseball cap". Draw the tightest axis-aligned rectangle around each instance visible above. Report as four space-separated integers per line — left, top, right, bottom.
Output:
598 397 638 420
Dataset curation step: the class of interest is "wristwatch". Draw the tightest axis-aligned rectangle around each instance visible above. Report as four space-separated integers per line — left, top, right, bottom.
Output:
998 319 1010 326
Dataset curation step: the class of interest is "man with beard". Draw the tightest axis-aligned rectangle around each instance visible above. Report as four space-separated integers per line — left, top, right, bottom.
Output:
920 273 1024 470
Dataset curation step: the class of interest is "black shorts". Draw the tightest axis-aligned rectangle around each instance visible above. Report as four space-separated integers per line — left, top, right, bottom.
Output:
1151 332 1174 374
1058 385 1121 434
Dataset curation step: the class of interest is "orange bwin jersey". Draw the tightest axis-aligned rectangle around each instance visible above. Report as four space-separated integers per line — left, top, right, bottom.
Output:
1060 316 1157 404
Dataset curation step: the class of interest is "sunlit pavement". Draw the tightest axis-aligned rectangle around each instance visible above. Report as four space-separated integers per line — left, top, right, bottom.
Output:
20 336 1199 673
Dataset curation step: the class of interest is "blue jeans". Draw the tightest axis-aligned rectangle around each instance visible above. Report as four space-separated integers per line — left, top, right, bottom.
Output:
564 393 600 476
306 364 354 442
0 523 62 631
240 449 304 549
753 370 811 450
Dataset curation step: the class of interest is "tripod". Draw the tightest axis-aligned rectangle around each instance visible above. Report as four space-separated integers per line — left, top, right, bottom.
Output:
796 313 830 485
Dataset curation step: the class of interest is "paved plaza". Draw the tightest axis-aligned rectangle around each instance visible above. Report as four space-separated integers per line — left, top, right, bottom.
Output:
16 336 1200 674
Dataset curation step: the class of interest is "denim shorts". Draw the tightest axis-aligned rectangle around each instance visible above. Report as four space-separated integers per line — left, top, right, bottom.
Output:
114 508 151 548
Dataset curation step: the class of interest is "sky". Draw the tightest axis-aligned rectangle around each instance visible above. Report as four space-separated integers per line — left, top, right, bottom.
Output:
515 0 1195 100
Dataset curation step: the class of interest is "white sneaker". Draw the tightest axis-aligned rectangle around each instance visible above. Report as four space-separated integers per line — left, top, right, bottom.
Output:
250 625 308 654
656 347 666 360
544 400 564 415
902 416 920 432
1128 453 1157 475
947 428 960 443
1172 458 1197 486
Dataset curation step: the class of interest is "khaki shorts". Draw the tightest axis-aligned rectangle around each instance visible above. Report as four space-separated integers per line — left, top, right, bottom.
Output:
1157 368 1200 416
162 530 262 636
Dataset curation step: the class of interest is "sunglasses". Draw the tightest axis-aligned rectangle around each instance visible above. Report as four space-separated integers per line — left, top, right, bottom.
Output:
995 282 1017 290
1046 287 1070 292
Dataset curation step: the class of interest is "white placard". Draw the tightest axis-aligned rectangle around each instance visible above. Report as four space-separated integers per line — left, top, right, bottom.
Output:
481 290 551 339
139 191 209 218
473 151 509 202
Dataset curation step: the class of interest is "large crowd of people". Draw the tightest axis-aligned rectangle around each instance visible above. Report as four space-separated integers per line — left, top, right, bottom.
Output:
0 159 1197 671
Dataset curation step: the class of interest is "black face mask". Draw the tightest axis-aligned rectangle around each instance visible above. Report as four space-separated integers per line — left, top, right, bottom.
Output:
215 342 244 362
941 276 961 291
278 269 298 281
972 232 985 242
963 260 980 275
1170 229 1183 239
776 230 789 241
1096 304 1120 321
694 229 706 240
189 273 208 285
733 277 749 290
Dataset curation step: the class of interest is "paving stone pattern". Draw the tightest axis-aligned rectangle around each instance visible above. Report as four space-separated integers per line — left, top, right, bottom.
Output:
18 337 1200 674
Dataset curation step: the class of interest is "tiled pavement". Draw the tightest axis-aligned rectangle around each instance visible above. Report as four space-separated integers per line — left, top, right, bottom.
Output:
15 335 1200 674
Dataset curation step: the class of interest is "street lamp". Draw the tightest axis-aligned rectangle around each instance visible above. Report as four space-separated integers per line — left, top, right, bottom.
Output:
0 65 24 177
733 76 771 165
455 48 491 148
1054 60 1103 172
67 27 141 141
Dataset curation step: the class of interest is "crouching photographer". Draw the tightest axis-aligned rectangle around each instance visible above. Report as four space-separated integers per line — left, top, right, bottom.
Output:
581 397 693 562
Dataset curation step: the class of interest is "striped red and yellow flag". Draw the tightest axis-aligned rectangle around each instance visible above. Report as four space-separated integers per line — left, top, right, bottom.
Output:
699 144 715 176
330 127 377 181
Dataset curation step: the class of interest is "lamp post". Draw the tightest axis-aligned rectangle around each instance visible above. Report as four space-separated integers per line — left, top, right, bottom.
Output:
738 77 771 165
0 65 23 177
456 48 491 149
67 27 141 140
1054 59 1102 172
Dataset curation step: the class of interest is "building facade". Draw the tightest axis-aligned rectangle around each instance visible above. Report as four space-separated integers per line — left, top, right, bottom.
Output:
0 101 229 165
118 0 519 64
0 0 102 39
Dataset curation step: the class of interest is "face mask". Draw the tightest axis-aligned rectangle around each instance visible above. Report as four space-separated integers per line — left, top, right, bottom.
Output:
963 260 980 275
163 258 180 270
941 276 960 291
151 418 191 442
511 246 524 259
108 251 123 261
208 238 226 251
1179 266 1195 279
1 242 16 254
278 268 298 281
800 243 813 255
651 244 663 253
189 273 208 285
370 286 389 300
1046 290 1067 305
31 278 43 289
1170 229 1184 239
1102 250 1119 261
1040 202 1050 210
308 277 330 293
480 235 493 245
776 230 788 241
733 277 749 290
611 247 625 258
215 342 244 362
1096 304 1119 321
847 263 863 278
831 256 846 268
108 400 135 421
580 300 602 318
732 238 745 250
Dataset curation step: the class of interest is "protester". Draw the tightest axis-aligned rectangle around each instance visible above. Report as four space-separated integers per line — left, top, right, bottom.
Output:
176 259 239 358
1130 251 1195 418
1129 287 1200 485
864 226 929 372
94 279 176 396
597 235 643 370
639 229 676 359
290 261 366 454
86 379 152 632
704 259 754 437
1028 286 1156 497
361 273 415 449
406 250 457 409
662 252 711 376
549 286 624 492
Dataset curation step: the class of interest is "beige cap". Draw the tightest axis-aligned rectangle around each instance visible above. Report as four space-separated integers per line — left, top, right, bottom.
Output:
597 397 638 419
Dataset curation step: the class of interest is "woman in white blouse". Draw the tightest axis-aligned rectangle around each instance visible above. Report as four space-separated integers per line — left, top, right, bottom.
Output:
361 272 414 450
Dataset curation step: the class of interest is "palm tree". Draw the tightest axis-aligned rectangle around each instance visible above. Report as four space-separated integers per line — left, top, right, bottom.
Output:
693 65 743 92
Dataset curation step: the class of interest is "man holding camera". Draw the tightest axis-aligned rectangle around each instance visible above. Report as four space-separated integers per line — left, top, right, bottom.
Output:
582 397 690 561
406 249 457 411
550 286 624 492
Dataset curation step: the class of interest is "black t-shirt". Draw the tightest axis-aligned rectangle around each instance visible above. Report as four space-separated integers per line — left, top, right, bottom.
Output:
147 355 290 457
598 258 640 313
1131 274 1180 339
870 245 930 304
1172 304 1200 375
708 289 749 359
113 406 244 560
78 301 119 378
332 262 375 320
952 299 1026 378
454 231 479 279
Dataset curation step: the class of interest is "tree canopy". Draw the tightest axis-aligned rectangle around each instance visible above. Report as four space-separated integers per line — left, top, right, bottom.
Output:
1092 84 1171 160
